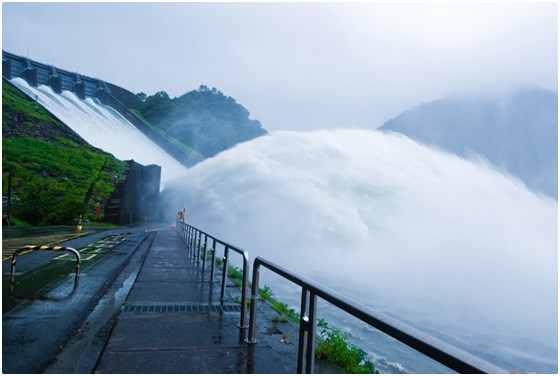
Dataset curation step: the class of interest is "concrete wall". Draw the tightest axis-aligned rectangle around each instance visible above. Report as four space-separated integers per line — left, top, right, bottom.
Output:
103 161 162 225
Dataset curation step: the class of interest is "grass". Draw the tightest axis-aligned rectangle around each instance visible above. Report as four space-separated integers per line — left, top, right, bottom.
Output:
227 266 244 287
258 284 378 373
3 80 126 225
258 284 300 324
316 319 378 374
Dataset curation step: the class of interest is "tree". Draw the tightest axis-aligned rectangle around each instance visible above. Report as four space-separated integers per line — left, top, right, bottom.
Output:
136 92 147 102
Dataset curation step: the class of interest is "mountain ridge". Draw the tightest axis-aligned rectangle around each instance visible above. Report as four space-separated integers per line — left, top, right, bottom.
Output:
134 85 267 158
380 88 558 198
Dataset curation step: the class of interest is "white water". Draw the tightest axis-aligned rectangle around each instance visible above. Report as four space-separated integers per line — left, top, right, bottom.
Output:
10 78 188 186
164 129 557 373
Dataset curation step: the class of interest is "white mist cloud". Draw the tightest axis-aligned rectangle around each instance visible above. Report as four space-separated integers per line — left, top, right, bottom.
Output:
163 129 557 372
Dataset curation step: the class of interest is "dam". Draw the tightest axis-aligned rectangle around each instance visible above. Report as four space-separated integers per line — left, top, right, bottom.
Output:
2 50 202 170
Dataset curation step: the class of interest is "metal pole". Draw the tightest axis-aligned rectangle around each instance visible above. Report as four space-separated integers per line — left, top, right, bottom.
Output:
306 292 317 374
210 238 217 283
239 255 249 330
196 231 202 264
245 262 260 344
202 234 208 272
220 245 229 302
297 288 309 373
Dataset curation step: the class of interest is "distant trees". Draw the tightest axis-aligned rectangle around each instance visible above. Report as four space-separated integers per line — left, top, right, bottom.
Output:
137 91 174 126
136 92 147 102
198 85 222 95
135 85 266 158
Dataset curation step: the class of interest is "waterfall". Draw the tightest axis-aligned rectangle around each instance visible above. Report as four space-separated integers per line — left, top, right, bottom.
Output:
10 78 188 186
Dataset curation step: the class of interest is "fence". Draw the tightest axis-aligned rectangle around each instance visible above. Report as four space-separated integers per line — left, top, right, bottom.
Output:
176 220 505 374
176 220 249 336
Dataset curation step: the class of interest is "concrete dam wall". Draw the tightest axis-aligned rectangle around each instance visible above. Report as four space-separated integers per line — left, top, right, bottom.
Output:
2 50 202 169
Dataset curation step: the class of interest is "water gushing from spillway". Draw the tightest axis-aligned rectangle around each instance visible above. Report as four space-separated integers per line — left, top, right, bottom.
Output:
163 129 557 373
10 78 188 186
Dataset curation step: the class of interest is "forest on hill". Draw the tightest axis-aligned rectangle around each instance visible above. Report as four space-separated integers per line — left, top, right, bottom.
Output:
132 85 267 158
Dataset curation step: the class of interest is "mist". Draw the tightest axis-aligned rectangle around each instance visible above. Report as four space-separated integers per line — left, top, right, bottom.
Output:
163 129 557 373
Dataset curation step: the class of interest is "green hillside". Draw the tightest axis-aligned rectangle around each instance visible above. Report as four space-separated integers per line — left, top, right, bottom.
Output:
2 80 125 226
134 85 267 158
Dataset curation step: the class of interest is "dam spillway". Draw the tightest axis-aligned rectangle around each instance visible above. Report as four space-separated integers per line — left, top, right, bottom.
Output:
8 77 188 186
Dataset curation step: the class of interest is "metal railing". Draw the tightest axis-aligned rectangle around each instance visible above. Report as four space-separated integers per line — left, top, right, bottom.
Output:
9 245 81 300
176 220 249 335
174 222 506 373
246 257 507 374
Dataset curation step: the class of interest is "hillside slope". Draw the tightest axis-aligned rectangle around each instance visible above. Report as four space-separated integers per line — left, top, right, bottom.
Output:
2 79 125 225
135 85 267 158
380 89 558 198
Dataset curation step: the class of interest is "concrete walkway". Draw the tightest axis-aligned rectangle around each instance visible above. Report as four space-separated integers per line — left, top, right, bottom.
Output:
94 227 299 374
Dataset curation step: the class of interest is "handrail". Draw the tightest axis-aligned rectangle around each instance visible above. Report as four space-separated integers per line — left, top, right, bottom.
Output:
176 220 249 335
246 257 507 374
9 245 81 300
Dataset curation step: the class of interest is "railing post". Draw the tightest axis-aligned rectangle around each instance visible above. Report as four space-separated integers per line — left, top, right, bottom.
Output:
239 253 249 330
189 227 194 253
306 292 317 373
196 231 202 264
202 234 208 271
220 245 229 302
245 262 261 344
297 288 317 373
297 288 308 373
210 239 217 282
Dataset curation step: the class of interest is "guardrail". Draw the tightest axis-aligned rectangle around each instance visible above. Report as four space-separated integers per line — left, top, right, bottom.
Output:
175 221 506 374
176 220 249 336
245 257 506 374
9 245 81 301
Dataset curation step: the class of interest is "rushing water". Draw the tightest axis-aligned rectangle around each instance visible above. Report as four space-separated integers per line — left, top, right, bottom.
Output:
163 129 557 373
10 78 188 186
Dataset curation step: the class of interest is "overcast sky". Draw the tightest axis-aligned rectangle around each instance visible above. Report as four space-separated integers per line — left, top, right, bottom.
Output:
2 2 557 131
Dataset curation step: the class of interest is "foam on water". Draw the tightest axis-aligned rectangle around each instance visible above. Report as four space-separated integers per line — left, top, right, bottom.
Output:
10 78 188 186
163 129 557 373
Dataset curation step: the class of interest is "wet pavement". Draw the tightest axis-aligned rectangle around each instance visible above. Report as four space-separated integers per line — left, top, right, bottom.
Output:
93 226 300 373
2 225 155 374
3 224 321 373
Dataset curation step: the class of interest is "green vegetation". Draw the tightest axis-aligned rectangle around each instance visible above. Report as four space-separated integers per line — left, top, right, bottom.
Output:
2 81 59 125
258 284 300 324
316 319 378 374
2 80 125 225
227 266 244 287
134 85 266 158
258 283 377 373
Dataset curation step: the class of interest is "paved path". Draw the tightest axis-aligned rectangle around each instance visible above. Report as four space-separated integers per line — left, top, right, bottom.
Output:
94 227 299 373
2 226 154 374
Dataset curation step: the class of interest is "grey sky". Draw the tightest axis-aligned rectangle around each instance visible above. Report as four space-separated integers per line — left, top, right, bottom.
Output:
2 2 557 131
